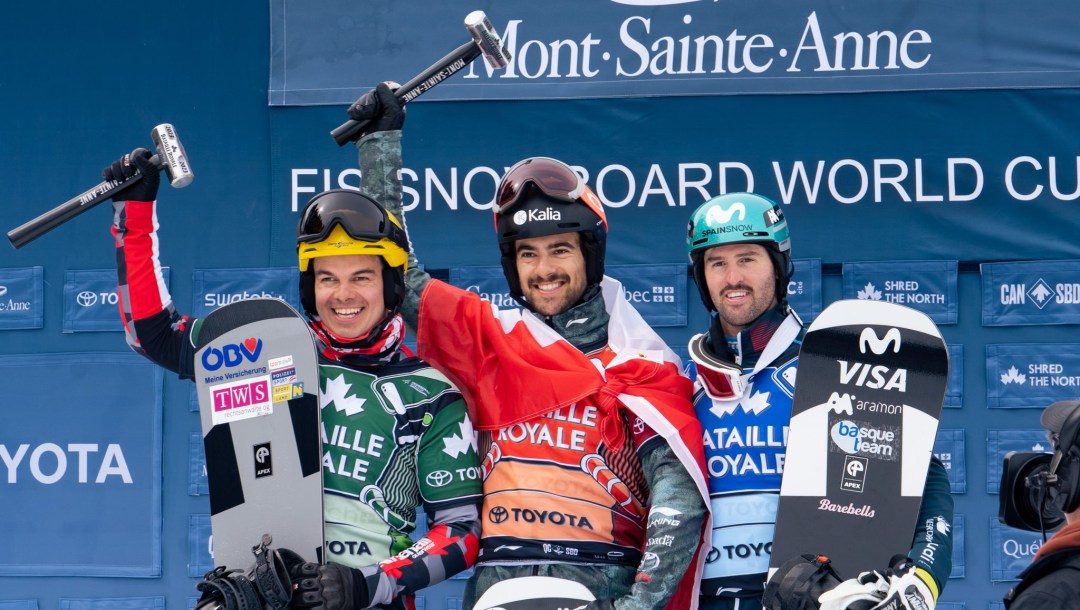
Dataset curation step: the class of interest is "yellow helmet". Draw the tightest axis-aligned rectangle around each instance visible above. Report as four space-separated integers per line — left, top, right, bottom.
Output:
296 190 409 272
296 189 410 315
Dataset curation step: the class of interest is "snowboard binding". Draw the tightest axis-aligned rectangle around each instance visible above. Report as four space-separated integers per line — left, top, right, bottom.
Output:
194 534 306 610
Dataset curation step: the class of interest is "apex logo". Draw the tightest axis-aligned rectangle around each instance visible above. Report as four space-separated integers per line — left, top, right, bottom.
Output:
705 201 746 226
859 328 901 355
253 442 272 478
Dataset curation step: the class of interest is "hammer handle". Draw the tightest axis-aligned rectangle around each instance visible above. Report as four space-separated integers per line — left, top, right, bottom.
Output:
331 40 482 146
7 154 163 249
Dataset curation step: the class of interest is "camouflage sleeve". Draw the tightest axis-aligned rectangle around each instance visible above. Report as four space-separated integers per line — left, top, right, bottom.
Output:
907 456 953 594
616 441 708 610
358 396 482 605
357 131 430 331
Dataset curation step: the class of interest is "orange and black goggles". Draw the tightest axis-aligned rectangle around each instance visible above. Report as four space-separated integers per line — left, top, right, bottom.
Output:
688 333 747 401
494 157 607 227
297 190 407 249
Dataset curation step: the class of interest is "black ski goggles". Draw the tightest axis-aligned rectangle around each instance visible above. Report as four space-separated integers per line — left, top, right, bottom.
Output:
496 157 590 213
297 190 407 248
688 333 746 401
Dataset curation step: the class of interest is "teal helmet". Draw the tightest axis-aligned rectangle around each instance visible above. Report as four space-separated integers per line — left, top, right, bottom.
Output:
686 193 792 312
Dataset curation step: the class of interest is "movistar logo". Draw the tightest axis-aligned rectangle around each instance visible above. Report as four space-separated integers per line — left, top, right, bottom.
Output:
859 328 901 355
705 202 746 226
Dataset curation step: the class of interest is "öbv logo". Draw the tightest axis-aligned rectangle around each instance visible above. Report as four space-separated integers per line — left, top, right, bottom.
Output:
705 201 746 226
202 338 263 371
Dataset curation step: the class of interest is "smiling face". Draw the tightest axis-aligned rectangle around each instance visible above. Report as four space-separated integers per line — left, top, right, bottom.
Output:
312 254 387 339
514 232 589 317
702 242 778 336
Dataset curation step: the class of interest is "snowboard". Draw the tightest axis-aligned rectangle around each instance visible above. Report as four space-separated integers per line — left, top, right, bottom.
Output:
473 576 596 610
768 299 948 581
194 298 324 570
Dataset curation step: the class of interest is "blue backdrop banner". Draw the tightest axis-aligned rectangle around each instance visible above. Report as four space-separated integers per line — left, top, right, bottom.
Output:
990 520 1047 582
945 344 963 409
933 429 966 495
269 0 1080 105
188 515 213 578
985 343 1080 409
189 433 208 497
949 514 965 580
841 260 958 324
59 598 164 610
788 258 822 322
0 266 43 330
191 268 300 319
64 269 170 333
986 429 1050 495
981 260 1080 326
0 353 162 576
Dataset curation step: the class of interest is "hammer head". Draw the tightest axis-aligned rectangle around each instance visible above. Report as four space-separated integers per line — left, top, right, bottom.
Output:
464 11 512 70
150 123 195 188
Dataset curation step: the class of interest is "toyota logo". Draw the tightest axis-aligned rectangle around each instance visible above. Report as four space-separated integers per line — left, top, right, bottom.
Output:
426 470 453 488
705 546 721 564
76 291 98 307
632 418 646 435
489 506 509 524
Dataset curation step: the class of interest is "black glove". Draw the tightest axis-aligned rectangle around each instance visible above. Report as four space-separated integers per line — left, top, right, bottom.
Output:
289 561 370 610
103 147 160 203
345 82 405 140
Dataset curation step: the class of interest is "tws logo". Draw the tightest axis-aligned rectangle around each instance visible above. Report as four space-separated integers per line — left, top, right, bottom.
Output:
705 202 746 226
859 328 901 355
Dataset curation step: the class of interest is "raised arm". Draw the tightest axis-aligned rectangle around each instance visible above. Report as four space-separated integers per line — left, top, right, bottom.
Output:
351 83 431 331
106 149 197 378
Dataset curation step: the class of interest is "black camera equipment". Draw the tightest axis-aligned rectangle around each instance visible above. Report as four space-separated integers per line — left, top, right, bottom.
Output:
999 399 1080 538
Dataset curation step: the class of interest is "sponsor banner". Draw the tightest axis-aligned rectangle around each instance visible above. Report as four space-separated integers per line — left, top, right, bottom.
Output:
64 269 171 333
0 266 43 330
189 432 208 496
990 519 1047 582
937 604 964 610
986 429 1049 495
788 258 822 322
841 260 958 324
269 0 1080 106
268 92 1080 273
607 264 686 327
934 429 966 495
188 514 213 578
0 602 38 610
58 598 164 610
0 353 162 576
986 343 1080 409
192 267 300 319
448 264 686 327
945 344 963 409
981 260 1080 326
